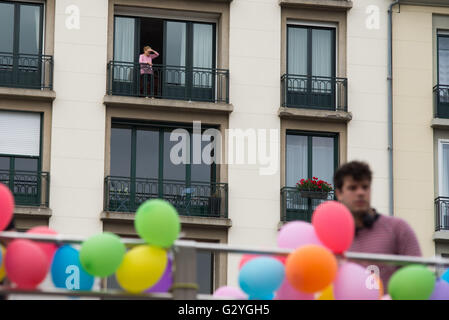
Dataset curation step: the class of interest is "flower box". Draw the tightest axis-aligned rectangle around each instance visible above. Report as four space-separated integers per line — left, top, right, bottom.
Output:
299 190 330 200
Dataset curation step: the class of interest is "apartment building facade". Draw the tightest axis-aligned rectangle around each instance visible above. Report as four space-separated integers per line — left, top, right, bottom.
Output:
1 0 449 293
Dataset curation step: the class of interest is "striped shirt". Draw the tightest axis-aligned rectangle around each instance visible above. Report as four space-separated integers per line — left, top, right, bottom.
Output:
348 213 422 289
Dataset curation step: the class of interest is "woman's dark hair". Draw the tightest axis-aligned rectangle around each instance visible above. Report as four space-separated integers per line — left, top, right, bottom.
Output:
334 161 372 190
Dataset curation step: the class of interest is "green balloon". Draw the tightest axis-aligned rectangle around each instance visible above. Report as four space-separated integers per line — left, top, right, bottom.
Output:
388 265 436 300
135 199 180 248
80 232 126 277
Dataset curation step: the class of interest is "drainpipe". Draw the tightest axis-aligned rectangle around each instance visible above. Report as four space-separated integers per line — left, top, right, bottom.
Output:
388 0 399 216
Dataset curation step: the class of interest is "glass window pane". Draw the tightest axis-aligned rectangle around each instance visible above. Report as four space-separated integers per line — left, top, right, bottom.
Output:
19 5 41 55
114 17 135 81
312 29 332 78
287 27 307 76
0 157 10 171
286 134 308 187
191 133 212 183
197 251 213 294
163 130 186 181
165 21 186 85
14 158 38 171
136 129 159 179
193 23 213 87
439 36 449 86
110 127 132 177
441 143 449 197
0 2 14 53
312 137 335 187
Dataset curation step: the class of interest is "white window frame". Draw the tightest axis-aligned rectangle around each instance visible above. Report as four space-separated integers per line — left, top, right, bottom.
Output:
438 139 449 197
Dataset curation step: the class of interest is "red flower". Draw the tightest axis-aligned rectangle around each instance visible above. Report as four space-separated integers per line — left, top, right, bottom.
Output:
313 177 318 180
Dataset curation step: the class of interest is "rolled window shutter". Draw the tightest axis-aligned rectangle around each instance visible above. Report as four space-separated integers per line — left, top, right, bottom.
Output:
0 111 40 157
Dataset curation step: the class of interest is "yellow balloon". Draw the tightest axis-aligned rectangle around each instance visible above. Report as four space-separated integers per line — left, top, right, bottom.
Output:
0 245 6 282
317 284 334 300
116 245 167 293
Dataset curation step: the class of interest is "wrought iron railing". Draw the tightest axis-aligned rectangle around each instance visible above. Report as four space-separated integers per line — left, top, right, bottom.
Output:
281 187 334 222
434 84 449 118
104 176 228 218
106 61 229 103
0 52 53 90
281 74 347 111
0 170 50 207
435 196 449 231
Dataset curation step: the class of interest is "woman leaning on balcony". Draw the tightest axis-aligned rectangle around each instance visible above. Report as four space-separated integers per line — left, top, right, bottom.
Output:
139 46 160 97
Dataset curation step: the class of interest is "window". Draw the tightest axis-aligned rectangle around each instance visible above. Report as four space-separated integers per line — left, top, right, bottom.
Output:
0 110 44 206
439 139 449 198
111 15 218 101
197 251 214 294
285 24 337 110
0 1 44 88
438 33 449 86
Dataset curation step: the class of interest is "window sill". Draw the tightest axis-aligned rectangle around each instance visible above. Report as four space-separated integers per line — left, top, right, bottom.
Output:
14 206 52 230
279 0 353 10
434 231 449 243
103 95 233 115
0 87 56 102
278 106 352 123
432 118 449 129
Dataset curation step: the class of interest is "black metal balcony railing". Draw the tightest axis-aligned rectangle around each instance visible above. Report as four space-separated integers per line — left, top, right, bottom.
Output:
0 170 50 207
106 62 229 103
435 197 449 231
281 74 348 111
104 176 228 219
0 52 53 90
281 187 334 222
434 84 449 118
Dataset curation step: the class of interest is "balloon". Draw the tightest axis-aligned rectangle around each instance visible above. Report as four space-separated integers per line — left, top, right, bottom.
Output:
239 254 286 269
275 279 314 300
317 285 334 300
249 293 275 300
333 262 380 300
430 280 449 300
26 226 58 266
239 257 285 298
277 221 322 249
311 201 354 253
286 244 337 293
381 294 392 300
5 239 49 289
213 286 247 299
135 199 180 248
51 245 94 291
0 245 6 282
116 245 167 293
145 256 173 293
0 183 14 231
388 265 436 300
79 232 125 277
441 268 449 284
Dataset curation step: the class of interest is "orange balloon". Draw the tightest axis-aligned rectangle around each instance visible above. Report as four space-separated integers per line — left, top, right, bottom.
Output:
286 245 338 294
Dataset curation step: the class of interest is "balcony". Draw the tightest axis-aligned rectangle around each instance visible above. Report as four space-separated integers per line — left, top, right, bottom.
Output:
281 74 347 112
434 84 449 119
106 62 229 104
0 170 50 207
435 197 449 231
0 53 53 90
104 176 228 219
281 187 334 222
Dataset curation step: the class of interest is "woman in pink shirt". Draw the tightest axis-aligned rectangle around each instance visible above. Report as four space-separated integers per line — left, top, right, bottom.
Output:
139 46 159 97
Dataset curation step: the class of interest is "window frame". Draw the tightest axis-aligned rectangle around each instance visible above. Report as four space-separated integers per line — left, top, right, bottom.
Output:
438 138 449 197
437 32 449 86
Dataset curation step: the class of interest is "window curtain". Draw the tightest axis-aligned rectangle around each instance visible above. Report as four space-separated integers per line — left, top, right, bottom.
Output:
0 3 14 53
165 21 186 85
193 23 213 87
312 137 334 187
287 27 307 92
439 36 449 86
441 143 449 197
312 29 332 92
286 134 308 187
114 17 135 81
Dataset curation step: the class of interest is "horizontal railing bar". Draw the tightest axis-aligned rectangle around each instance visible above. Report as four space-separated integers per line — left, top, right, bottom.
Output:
1 232 449 267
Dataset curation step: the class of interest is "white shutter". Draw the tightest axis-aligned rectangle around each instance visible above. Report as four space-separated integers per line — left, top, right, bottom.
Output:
0 111 41 157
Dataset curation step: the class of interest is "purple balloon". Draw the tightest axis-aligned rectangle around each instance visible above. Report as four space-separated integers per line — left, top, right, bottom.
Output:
277 221 322 249
275 279 314 300
214 286 247 299
334 262 380 300
145 258 172 293
430 280 449 300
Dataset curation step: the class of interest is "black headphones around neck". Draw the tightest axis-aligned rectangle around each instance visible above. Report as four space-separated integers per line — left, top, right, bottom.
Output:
355 210 380 234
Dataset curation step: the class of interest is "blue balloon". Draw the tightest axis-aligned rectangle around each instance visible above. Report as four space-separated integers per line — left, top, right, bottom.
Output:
249 293 275 300
238 257 285 297
442 269 449 284
51 245 94 291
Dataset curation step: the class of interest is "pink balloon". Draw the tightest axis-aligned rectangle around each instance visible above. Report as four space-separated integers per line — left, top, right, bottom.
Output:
277 221 322 249
275 279 314 300
213 286 247 299
239 254 286 269
312 201 354 253
5 239 49 289
0 183 14 231
26 226 58 266
333 262 380 300
381 294 392 300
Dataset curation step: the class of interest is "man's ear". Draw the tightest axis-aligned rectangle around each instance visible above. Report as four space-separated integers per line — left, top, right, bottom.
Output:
335 188 341 201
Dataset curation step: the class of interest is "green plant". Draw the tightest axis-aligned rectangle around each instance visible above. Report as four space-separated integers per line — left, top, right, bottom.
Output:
296 177 333 192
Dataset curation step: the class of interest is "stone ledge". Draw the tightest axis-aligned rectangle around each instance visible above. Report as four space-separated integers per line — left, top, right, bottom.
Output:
0 87 56 102
279 0 353 10
104 95 233 115
432 118 449 129
434 231 449 242
278 106 352 123
14 206 52 217
101 211 232 229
